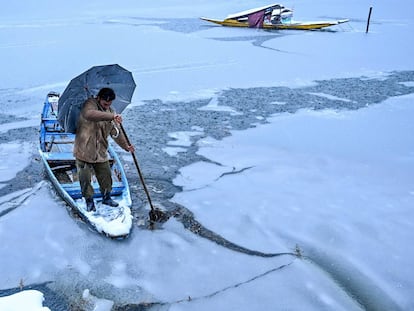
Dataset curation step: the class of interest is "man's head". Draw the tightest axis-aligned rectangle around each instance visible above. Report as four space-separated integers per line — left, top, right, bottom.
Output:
97 87 116 101
97 88 116 110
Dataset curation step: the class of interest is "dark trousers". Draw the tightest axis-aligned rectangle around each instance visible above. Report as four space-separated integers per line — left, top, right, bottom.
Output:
76 159 112 199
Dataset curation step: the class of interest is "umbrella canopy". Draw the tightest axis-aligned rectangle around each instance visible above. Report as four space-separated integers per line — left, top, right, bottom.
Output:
58 64 136 133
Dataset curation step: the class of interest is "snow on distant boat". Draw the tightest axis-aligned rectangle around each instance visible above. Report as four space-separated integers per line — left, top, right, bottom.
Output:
39 92 132 239
201 3 349 30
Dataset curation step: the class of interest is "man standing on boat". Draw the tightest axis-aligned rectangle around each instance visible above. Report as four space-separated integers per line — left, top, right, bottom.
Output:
74 87 135 212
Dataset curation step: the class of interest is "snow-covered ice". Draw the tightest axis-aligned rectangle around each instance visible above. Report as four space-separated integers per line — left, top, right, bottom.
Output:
1 0 414 310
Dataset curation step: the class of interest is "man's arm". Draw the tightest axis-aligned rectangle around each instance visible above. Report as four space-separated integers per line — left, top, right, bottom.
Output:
82 99 115 122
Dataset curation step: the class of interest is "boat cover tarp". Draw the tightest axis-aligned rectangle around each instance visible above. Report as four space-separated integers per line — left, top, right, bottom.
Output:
248 10 265 28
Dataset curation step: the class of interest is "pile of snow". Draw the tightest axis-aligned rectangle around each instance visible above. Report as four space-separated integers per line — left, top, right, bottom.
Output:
0 290 50 311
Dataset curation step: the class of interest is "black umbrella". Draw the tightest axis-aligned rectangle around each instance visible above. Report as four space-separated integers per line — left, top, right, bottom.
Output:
58 64 136 133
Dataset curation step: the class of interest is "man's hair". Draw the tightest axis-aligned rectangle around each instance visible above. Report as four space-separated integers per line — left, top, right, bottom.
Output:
97 88 116 101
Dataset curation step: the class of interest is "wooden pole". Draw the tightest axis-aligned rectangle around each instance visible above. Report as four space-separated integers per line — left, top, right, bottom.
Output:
366 6 373 33
118 123 156 211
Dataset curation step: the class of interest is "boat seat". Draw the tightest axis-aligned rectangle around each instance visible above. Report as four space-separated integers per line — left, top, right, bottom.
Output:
42 119 64 132
44 152 75 162
44 133 75 144
45 152 115 169
62 181 125 199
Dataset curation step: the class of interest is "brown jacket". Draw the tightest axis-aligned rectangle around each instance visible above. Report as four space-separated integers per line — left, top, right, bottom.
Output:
73 98 129 163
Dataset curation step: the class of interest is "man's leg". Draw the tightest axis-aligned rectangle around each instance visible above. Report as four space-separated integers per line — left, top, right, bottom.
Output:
76 159 95 211
93 161 118 207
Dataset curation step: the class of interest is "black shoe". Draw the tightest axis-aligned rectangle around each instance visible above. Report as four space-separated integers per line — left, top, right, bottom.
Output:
86 198 96 212
102 193 119 207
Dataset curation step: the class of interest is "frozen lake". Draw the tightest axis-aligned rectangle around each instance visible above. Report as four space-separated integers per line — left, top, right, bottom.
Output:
1 0 414 310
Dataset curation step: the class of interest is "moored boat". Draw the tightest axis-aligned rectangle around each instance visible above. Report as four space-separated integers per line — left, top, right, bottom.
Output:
201 3 349 30
39 92 133 238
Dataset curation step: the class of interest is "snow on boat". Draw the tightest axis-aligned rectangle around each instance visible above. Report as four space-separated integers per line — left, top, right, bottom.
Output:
201 3 349 30
39 92 133 238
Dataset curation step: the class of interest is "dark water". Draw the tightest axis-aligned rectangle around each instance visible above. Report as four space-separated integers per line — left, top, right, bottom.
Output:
1 71 413 310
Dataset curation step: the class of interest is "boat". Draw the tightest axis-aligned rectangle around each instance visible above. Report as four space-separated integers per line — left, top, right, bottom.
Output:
39 92 133 238
201 3 349 30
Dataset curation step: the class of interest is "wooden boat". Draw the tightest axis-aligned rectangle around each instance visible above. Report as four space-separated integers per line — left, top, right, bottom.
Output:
39 92 133 238
201 3 349 30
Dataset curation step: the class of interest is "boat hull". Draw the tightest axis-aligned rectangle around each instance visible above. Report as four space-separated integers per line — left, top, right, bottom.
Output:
39 92 133 238
200 17 349 30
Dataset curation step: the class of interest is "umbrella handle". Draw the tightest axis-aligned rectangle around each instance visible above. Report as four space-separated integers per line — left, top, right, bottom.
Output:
111 121 120 138
119 123 156 212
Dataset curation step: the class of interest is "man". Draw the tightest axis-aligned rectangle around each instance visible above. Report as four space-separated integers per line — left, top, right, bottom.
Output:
74 87 135 212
